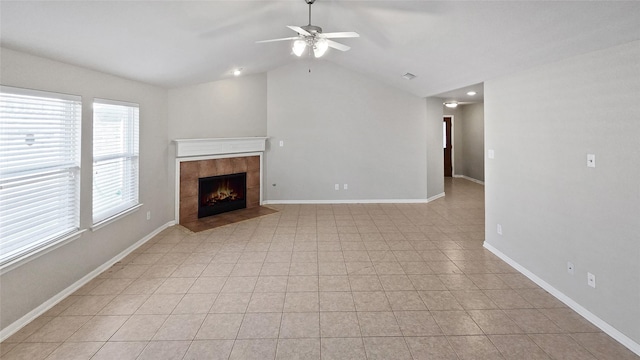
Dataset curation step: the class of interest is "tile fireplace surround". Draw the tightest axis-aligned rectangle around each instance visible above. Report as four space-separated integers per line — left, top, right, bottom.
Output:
173 138 268 229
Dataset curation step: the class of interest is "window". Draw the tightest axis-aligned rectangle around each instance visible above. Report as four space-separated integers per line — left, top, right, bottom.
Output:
92 99 139 225
0 86 81 267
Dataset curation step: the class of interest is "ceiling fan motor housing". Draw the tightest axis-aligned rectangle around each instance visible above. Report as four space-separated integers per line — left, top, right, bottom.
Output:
301 25 322 35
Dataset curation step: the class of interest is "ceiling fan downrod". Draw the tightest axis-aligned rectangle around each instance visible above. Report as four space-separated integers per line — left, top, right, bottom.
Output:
302 0 321 35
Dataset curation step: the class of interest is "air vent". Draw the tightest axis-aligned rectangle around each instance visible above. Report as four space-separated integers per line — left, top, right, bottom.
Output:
402 73 417 80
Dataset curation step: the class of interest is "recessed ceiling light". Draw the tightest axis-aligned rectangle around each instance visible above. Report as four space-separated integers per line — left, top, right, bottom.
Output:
444 101 458 108
233 68 243 76
402 73 416 80
467 91 477 96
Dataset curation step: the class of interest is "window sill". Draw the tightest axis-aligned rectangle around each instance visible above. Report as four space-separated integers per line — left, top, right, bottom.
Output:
91 203 143 232
0 229 87 275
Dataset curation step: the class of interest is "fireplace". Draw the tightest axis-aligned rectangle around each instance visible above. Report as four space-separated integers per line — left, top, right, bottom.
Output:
198 172 246 218
178 155 260 225
174 137 267 226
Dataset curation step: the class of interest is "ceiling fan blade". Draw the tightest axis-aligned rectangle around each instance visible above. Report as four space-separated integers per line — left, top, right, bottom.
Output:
256 37 299 44
287 25 311 36
319 31 360 39
326 40 351 51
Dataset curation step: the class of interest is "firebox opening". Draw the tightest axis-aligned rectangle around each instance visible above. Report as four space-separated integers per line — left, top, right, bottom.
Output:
198 172 247 218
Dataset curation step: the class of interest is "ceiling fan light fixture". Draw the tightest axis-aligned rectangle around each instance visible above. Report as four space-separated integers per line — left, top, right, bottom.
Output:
292 39 307 57
313 38 328 58
259 0 358 58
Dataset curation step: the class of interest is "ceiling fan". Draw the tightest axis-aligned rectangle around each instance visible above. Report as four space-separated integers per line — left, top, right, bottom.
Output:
256 0 359 58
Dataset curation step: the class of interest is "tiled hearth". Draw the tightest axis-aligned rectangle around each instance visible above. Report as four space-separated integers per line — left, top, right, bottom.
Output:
174 137 273 232
181 155 259 216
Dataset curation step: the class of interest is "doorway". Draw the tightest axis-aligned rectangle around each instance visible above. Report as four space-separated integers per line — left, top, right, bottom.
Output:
443 116 453 177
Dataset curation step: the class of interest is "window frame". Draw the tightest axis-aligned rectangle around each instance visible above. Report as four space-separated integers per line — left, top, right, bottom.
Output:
91 98 140 227
0 85 83 270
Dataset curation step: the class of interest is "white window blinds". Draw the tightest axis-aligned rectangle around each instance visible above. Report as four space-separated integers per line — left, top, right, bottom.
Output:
0 86 81 267
92 99 139 225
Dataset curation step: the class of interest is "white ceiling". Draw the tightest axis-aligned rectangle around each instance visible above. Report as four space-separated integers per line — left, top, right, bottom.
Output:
1 1 639 99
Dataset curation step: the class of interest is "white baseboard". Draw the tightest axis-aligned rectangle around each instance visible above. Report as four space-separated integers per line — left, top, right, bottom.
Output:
263 199 430 205
426 192 445 202
0 220 175 342
483 241 640 356
263 194 448 206
453 174 485 185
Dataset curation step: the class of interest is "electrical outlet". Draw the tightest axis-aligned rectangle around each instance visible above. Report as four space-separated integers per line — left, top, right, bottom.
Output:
334 184 339 190
587 272 596 288
497 224 503 235
567 262 574 275
343 184 348 190
146 211 151 220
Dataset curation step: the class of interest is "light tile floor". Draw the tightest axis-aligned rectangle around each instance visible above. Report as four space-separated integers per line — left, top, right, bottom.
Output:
2 178 637 359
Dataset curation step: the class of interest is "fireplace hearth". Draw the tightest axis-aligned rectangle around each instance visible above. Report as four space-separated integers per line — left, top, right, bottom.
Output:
198 172 246 218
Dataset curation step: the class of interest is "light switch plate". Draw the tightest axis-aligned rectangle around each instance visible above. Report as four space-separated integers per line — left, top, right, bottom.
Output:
587 154 595 168
587 272 596 288
488 149 495 159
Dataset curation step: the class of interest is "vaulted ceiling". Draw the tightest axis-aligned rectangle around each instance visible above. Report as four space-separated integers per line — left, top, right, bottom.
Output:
1 1 639 98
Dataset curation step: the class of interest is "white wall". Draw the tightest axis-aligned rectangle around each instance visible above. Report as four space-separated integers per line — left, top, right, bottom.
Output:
425 97 444 199
485 40 640 348
266 60 428 202
460 103 484 181
167 74 267 139
0 48 171 330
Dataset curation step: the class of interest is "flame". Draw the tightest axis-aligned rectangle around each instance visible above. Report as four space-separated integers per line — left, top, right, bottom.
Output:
202 179 242 206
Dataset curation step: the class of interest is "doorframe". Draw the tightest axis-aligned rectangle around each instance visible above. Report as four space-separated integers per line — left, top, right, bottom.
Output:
443 115 455 177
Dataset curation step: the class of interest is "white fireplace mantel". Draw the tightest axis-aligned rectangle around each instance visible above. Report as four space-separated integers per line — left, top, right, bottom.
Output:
173 137 268 158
